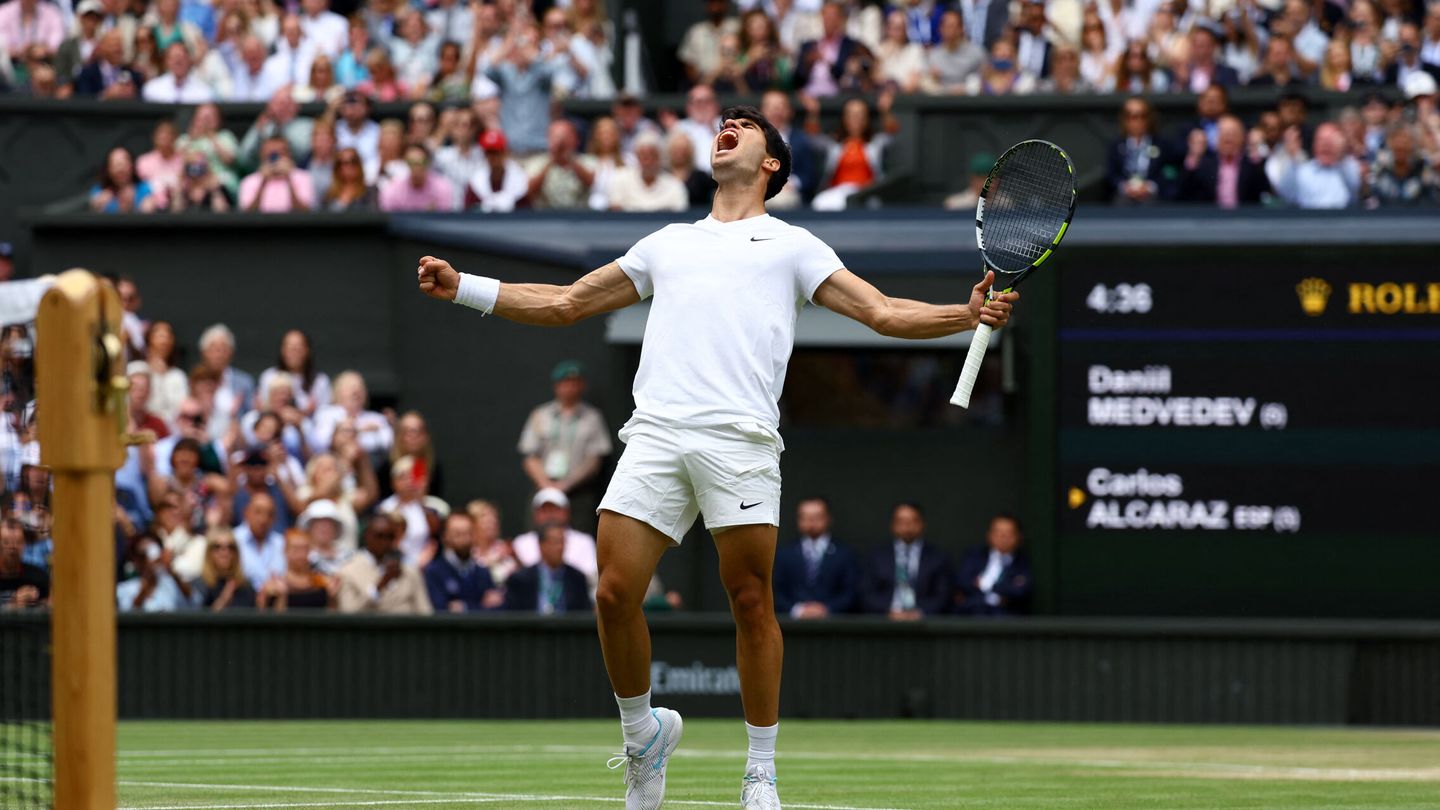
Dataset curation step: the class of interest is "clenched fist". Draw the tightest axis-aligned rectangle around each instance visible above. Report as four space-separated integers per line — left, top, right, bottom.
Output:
417 256 460 301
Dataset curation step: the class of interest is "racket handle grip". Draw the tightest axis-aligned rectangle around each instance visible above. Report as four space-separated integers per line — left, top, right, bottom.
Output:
950 324 993 409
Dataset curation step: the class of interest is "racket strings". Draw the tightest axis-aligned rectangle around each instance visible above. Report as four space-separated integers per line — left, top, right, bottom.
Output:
980 147 1073 273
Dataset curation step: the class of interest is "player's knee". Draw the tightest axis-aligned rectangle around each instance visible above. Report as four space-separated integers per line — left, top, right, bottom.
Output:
594 576 642 618
727 578 773 626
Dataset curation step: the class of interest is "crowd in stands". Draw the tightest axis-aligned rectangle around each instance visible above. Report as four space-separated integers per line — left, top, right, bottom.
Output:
0 273 1030 616
4 0 1436 210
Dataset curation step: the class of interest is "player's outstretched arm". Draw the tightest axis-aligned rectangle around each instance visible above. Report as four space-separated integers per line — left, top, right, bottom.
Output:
416 257 640 326
812 269 1018 339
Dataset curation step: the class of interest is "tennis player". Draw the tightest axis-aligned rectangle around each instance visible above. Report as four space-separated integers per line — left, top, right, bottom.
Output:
416 105 1017 809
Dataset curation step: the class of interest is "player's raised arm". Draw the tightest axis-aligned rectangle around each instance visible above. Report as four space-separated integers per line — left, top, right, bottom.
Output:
416 256 640 326
812 268 1018 339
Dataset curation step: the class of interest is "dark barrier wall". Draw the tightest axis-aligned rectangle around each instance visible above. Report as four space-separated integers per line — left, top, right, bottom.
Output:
0 88 1389 244
5 614 1438 725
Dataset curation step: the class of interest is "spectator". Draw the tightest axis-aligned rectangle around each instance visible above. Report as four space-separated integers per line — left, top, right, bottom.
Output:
374 118 410 184
485 20 555 155
955 513 1032 616
772 496 859 619
1077 15 1117 92
503 521 592 614
311 370 391 462
299 498 353 574
298 446 373 552
256 529 334 610
539 6 596 99
425 0 471 50
293 54 342 104
240 86 315 172
1357 92 1392 161
1269 122 1363 208
116 275 146 358
116 534 188 612
232 446 296 531
585 116 629 210
148 0 202 57
239 135 316 212
337 514 433 614
335 19 372 87
1041 45 1092 94
1346 0 1385 83
380 410 444 500
0 0 64 62
773 0 823 54
1248 35 1303 87
426 40 470 103
1013 0 1053 80
170 149 232 213
1276 90 1314 147
1425 3 1440 67
467 498 518 584
459 129 525 211
679 0 740 87
1177 23 1240 93
1179 115 1271 207
956 0 1008 51
191 527 258 610
298 0 347 58
423 512 500 612
667 130 715 208
126 360 170 440
178 103 240 197
875 8 930 94
807 90 898 211
235 490 285 589
609 132 688 211
256 329 330 419
228 35 278 102
510 487 598 589
859 502 952 620
136 120 184 209
320 146 379 211
306 120 337 200
1217 3 1261 84
90 147 159 213
379 143 456 211
1113 39 1169 94
240 380 311 465
152 489 205 581
264 14 316 91
797 0 873 97
375 453 447 566
1385 21 1440 87
0 516 47 610
517 359 611 527
54 0 106 90
525 119 597 209
387 8 439 89
142 320 188 428
1367 124 1440 206
149 422 227 522
358 49 411 102
407 103 440 152
760 89 816 202
965 37 1037 96
612 92 662 158
1107 96 1177 205
434 107 485 204
671 83 723 172
1319 39 1355 92
196 324 253 444
943 151 993 211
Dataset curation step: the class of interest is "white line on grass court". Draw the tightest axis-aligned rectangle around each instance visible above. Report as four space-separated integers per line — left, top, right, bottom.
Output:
116 780 912 810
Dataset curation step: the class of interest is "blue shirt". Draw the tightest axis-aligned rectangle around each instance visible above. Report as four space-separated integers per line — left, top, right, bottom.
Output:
90 181 155 214
116 571 186 612
422 550 496 612
487 58 556 154
234 523 286 589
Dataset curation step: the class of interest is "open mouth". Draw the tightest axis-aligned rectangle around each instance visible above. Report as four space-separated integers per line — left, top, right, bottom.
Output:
715 129 740 154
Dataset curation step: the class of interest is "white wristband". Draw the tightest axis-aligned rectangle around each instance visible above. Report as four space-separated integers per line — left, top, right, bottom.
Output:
454 273 501 315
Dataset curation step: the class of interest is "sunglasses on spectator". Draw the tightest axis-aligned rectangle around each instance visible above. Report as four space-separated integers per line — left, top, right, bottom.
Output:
180 413 207 423
212 544 237 550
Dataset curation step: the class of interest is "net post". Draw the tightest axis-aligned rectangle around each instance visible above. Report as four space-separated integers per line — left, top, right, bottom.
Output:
36 270 124 810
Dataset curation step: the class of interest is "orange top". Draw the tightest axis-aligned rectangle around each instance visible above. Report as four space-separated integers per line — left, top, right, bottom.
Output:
831 138 875 187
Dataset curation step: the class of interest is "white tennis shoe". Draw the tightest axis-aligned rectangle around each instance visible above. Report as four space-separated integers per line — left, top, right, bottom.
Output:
607 708 683 810
740 764 781 809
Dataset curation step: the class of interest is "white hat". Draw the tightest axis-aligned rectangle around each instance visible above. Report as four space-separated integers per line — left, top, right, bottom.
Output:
77 0 105 16
298 499 343 528
1403 71 1437 100
125 360 150 377
531 487 570 510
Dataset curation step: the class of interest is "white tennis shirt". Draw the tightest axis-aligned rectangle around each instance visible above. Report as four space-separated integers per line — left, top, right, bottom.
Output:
616 213 843 435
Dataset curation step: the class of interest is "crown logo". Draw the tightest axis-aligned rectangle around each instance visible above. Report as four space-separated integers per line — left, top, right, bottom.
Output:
1296 277 1331 317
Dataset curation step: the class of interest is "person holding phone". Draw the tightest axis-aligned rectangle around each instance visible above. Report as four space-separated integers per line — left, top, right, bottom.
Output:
336 513 433 614
238 135 316 212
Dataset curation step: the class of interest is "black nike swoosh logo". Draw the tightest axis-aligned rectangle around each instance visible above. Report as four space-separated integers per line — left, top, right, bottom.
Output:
750 236 776 242
740 501 763 510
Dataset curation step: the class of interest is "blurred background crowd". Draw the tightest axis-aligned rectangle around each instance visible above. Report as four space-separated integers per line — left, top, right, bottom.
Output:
0 0 1435 211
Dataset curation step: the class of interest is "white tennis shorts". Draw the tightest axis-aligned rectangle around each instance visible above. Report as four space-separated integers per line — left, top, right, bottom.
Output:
598 419 782 544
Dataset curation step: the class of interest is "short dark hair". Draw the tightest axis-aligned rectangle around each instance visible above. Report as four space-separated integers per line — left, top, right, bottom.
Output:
172 437 203 460
720 104 791 201
797 495 831 512
893 501 925 518
990 512 1023 535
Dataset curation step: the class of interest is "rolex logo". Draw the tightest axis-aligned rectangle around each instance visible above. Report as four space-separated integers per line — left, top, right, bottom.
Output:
1296 277 1332 317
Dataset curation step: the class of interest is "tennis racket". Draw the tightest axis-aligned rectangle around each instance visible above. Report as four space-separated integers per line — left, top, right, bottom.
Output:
950 139 1077 409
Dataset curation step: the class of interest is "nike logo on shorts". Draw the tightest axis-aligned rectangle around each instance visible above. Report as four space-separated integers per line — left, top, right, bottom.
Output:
750 236 776 242
740 501 763 510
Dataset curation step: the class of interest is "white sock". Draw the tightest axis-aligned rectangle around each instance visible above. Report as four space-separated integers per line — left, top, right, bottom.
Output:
745 721 778 776
616 691 659 748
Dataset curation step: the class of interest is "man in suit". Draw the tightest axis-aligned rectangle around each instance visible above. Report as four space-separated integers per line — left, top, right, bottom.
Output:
797 1 874 97
71 29 142 98
860 503 953 620
1172 85 1231 153
955 513 1031 616
1384 22 1440 88
1179 115 1271 207
1107 96 1179 204
760 89 818 203
1177 25 1240 93
424 512 500 612
1013 0 1052 80
956 0 1008 51
504 522 592 614
772 496 858 619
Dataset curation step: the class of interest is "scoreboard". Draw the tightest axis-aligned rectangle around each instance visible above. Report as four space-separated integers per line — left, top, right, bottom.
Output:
1054 247 1440 616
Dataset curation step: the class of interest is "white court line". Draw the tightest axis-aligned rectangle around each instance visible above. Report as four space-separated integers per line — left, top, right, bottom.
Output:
116 779 913 810
120 800 505 809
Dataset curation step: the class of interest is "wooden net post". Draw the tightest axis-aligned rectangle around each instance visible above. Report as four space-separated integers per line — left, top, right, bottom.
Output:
36 270 126 810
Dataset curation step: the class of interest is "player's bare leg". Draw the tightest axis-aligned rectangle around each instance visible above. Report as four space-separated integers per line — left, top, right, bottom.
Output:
715 523 784 808
596 509 682 810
